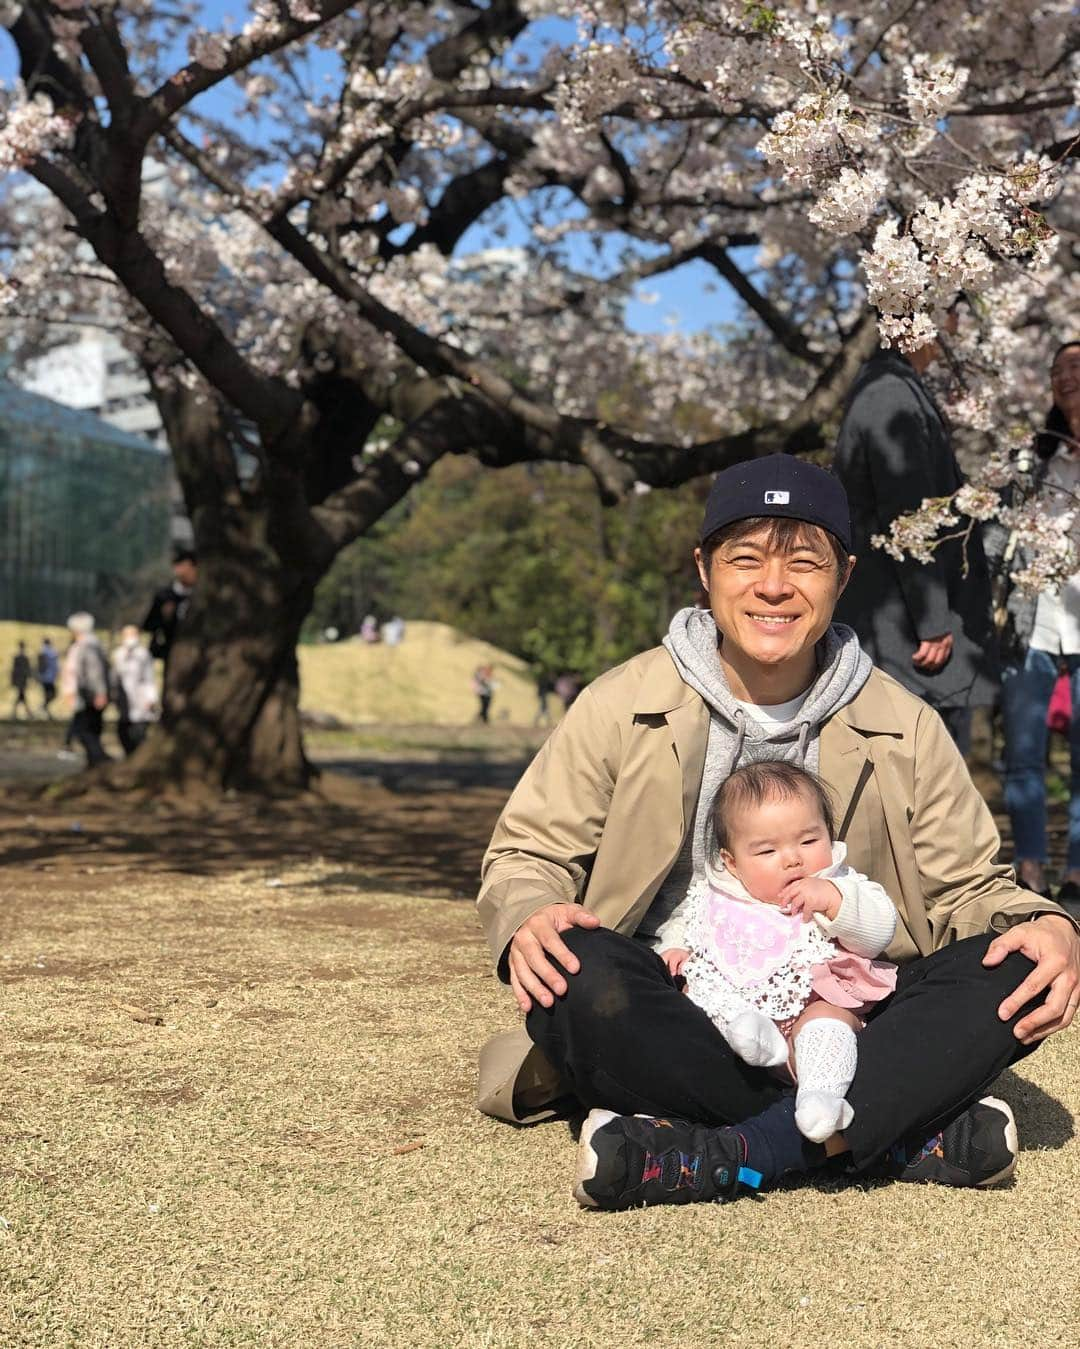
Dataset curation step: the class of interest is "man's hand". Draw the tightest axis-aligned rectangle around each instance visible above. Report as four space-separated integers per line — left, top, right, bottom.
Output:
660 947 690 979
92 693 108 711
780 877 842 922
911 633 953 672
983 913 1080 1044
508 902 601 1013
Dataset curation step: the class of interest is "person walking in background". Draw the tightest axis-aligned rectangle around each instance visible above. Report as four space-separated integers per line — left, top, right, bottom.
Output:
10 641 31 719
473 664 495 724
554 671 582 712
36 635 58 719
992 342 1080 915
57 636 79 760
143 549 197 663
65 613 110 767
382 615 406 646
832 316 998 754
111 625 159 756
533 670 553 728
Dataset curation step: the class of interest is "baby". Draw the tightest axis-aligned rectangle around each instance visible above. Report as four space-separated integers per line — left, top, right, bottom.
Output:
657 760 898 1143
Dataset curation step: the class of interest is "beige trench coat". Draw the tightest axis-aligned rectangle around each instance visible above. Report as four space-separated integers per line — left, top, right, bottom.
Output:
476 645 1075 1122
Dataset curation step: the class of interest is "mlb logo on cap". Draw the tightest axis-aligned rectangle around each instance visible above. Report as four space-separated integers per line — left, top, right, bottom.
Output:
764 490 790 504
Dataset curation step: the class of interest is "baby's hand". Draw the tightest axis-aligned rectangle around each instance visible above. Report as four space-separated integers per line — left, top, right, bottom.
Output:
780 877 842 922
661 947 690 978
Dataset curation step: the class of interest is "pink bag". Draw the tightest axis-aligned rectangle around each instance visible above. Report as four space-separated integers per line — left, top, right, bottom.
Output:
1048 673 1072 735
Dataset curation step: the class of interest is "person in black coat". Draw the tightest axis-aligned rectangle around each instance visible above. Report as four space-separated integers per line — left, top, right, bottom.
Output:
831 328 998 752
143 550 197 663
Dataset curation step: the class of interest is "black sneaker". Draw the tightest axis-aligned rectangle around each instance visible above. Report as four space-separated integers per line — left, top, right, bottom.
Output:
573 1109 763 1210
885 1096 1018 1188
1056 880 1080 919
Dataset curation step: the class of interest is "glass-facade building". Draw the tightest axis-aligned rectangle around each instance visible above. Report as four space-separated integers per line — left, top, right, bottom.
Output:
0 379 171 624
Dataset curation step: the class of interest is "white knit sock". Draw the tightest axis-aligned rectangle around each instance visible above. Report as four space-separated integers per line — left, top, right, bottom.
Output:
793 1019 857 1143
722 1009 789 1068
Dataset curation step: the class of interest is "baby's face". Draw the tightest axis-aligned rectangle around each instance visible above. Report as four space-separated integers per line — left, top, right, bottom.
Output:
720 790 833 905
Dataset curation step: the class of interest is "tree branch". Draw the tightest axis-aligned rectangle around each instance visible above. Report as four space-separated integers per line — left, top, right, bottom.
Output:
131 0 355 148
390 155 514 257
8 2 93 114
693 243 825 366
311 384 519 555
29 155 297 434
79 6 136 117
950 93 1074 117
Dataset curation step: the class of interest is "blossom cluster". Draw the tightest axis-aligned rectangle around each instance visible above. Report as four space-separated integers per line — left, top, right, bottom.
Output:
0 90 75 177
758 91 872 186
902 55 969 121
1001 501 1079 596
806 167 886 235
872 496 959 566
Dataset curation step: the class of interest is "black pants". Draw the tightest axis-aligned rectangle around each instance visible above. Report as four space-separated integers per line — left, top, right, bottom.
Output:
71 708 109 766
118 719 148 757
526 927 1041 1170
938 706 973 757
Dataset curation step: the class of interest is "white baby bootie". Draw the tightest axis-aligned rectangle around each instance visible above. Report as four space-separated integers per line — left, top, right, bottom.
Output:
793 1019 857 1143
723 1009 789 1069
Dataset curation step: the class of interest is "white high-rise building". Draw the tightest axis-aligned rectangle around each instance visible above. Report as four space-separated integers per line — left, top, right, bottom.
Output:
18 327 165 444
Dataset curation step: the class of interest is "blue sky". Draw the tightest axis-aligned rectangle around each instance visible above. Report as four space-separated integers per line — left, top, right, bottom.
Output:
0 5 740 335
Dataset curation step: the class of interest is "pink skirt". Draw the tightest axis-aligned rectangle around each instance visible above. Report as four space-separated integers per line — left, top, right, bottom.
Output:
809 951 897 1013
772 954 897 1082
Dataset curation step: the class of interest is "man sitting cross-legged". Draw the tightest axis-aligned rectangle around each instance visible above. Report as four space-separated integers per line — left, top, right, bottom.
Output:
476 454 1080 1210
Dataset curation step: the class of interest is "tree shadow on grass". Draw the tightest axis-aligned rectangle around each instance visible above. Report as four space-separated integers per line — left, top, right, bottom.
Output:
0 770 513 898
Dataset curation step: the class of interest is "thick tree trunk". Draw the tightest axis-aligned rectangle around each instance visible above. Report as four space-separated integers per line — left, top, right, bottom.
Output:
83 371 344 798
124 557 319 795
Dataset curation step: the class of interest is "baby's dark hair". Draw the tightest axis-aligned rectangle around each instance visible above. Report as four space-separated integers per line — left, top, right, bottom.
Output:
711 761 836 854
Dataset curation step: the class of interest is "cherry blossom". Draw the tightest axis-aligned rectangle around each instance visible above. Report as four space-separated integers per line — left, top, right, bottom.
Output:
0 1 1071 770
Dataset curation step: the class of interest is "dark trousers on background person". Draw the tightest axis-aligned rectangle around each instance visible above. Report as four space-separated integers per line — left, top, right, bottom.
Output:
526 927 1039 1171
118 720 148 757
938 706 973 758
71 707 109 767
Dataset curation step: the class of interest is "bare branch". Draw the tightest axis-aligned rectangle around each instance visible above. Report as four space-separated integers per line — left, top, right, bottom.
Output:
950 93 1074 117
693 243 826 366
426 0 528 81
78 7 136 116
132 0 355 148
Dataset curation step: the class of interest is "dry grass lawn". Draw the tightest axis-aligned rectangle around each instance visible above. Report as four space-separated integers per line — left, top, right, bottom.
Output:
0 779 1078 1347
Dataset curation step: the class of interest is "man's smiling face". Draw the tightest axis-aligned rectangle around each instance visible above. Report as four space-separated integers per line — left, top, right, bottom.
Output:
695 520 852 671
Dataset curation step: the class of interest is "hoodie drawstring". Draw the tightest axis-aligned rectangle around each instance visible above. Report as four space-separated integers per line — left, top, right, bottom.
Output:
731 709 748 768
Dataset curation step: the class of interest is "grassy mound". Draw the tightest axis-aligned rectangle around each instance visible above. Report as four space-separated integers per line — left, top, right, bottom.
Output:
298 621 547 727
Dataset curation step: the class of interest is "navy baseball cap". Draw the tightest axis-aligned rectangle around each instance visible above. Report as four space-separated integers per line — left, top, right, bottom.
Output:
700 454 851 553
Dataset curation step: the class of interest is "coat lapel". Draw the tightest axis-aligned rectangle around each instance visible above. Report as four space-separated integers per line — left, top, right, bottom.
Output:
820 713 872 840
668 697 709 835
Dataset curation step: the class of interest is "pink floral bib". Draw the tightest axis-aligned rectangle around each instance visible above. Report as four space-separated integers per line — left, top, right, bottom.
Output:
699 889 804 989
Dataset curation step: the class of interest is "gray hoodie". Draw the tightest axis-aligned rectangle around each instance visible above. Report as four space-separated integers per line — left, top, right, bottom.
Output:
636 606 873 943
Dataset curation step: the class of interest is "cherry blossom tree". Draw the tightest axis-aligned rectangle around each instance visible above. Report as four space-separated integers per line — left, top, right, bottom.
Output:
0 1 1076 791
